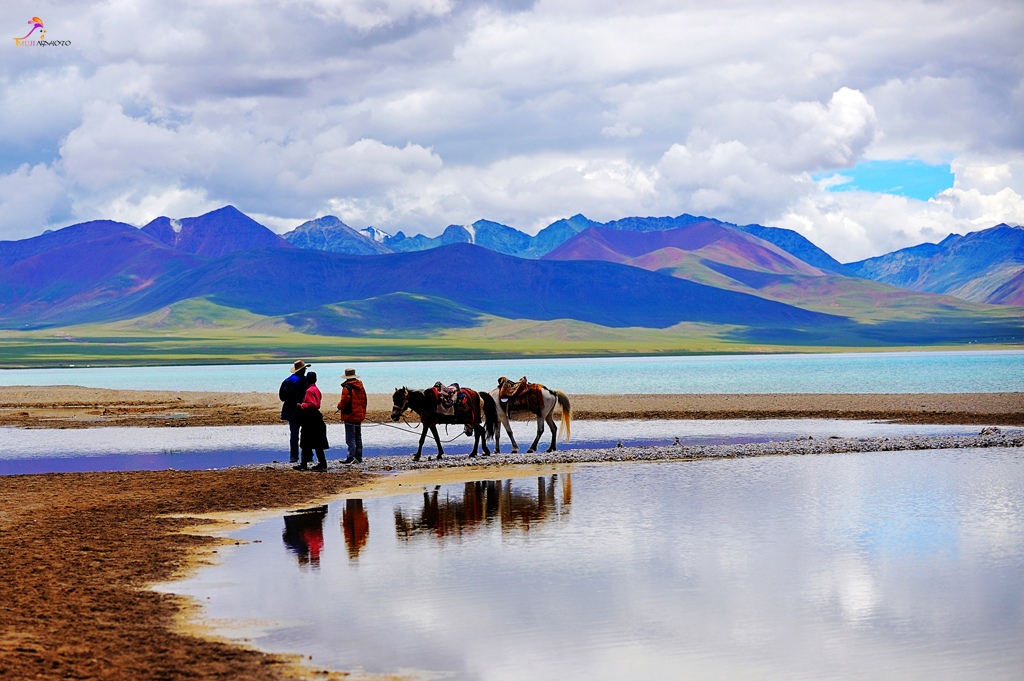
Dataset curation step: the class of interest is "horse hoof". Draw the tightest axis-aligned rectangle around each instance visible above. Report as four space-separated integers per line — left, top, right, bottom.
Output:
469 452 477 458
527 448 536 454
413 455 421 462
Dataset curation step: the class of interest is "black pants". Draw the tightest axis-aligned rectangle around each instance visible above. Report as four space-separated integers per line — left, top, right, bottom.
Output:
287 416 301 462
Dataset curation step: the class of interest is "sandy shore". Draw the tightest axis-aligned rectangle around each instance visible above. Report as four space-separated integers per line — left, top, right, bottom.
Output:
0 469 372 681
2 386 1022 428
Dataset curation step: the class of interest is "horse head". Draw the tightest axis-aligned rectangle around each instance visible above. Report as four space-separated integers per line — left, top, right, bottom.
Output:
391 387 409 422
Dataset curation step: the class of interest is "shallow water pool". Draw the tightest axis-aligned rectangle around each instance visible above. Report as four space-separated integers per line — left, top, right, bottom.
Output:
0 419 1005 474
167 449 1024 680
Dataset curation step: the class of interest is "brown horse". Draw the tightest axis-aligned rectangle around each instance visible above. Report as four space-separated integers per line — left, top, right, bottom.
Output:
391 386 498 461
491 377 572 454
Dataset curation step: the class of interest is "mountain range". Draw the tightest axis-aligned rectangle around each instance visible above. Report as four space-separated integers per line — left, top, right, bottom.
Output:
279 211 1019 304
1 205 1022 351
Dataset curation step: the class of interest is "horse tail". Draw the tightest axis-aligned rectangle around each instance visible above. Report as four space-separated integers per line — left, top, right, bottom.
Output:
481 391 498 441
555 390 572 442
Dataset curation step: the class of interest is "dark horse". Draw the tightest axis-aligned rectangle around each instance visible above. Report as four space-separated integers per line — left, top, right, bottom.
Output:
391 386 498 461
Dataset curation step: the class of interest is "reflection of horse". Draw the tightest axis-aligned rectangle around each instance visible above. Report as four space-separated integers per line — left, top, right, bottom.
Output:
394 474 572 540
391 386 497 461
491 377 572 454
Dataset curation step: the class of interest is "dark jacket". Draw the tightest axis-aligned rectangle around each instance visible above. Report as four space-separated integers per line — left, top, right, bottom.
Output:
279 373 308 420
337 378 367 424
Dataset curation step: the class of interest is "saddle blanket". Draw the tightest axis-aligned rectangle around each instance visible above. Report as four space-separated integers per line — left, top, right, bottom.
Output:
433 382 461 415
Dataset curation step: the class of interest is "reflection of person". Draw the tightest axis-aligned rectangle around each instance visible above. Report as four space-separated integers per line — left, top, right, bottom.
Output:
342 499 370 559
294 371 329 471
282 507 327 568
337 368 367 464
279 360 310 463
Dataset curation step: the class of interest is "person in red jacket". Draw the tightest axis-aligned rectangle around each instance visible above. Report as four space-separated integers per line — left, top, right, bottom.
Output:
294 371 329 471
337 368 367 464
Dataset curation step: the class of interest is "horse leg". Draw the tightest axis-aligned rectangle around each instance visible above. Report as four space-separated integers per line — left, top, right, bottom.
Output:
527 414 544 453
414 424 429 461
498 407 519 453
504 418 519 453
431 424 444 459
480 424 490 456
545 410 558 452
468 423 479 457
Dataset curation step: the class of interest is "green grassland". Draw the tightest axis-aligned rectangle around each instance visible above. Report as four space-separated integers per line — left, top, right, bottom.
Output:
1 295 1020 368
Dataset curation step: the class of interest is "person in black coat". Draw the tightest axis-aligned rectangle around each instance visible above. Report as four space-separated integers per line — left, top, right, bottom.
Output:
279 360 310 463
295 371 330 471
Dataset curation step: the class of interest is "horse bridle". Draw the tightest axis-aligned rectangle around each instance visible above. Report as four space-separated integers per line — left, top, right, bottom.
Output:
391 387 410 421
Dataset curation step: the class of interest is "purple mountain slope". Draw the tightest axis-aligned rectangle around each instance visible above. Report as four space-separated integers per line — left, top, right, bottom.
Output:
0 229 202 326
141 205 291 258
0 220 140 269
543 222 823 276
847 224 1024 304
65 243 840 330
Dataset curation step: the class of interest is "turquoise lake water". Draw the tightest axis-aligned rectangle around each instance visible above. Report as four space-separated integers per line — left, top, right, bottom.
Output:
2 350 1022 394
167 450 1024 681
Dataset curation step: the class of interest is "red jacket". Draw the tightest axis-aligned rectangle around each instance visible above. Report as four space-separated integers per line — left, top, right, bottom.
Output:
337 378 367 423
300 384 322 410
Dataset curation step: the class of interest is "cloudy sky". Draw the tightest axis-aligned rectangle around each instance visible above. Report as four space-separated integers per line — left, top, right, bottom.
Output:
2 0 1022 261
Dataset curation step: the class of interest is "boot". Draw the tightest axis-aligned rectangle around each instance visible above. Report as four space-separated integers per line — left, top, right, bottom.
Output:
311 450 327 471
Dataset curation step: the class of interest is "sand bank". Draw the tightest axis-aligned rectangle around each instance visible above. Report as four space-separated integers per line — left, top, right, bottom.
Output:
2 386 1022 428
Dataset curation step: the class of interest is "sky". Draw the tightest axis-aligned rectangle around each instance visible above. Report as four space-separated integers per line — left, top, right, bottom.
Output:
1 0 1022 262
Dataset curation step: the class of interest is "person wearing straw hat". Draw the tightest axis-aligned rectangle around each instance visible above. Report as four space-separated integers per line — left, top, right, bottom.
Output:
337 367 367 464
279 359 310 463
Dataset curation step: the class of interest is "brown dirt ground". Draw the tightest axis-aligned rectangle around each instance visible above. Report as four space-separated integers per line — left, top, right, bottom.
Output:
1 387 1022 427
0 469 379 681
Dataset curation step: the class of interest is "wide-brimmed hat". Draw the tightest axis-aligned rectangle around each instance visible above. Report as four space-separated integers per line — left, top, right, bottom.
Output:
343 367 359 380
291 359 310 373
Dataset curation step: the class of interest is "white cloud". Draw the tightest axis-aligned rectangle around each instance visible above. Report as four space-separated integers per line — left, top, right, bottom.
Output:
0 0 1022 260
0 163 69 240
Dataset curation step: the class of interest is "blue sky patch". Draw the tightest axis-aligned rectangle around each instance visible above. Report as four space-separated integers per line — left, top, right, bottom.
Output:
817 160 954 200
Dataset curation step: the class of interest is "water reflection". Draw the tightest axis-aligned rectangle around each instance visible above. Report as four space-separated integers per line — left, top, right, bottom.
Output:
281 506 327 569
173 453 1024 681
395 474 572 540
341 499 370 560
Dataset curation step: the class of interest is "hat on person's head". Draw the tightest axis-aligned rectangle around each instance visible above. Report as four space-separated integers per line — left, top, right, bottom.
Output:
291 359 310 373
306 371 317 383
343 367 359 380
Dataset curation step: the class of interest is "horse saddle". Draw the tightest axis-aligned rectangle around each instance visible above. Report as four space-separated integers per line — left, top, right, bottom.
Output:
498 377 542 412
498 376 529 401
433 382 461 415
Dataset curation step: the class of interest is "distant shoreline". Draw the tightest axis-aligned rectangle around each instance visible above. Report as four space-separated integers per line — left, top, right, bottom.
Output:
2 387 1022 428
